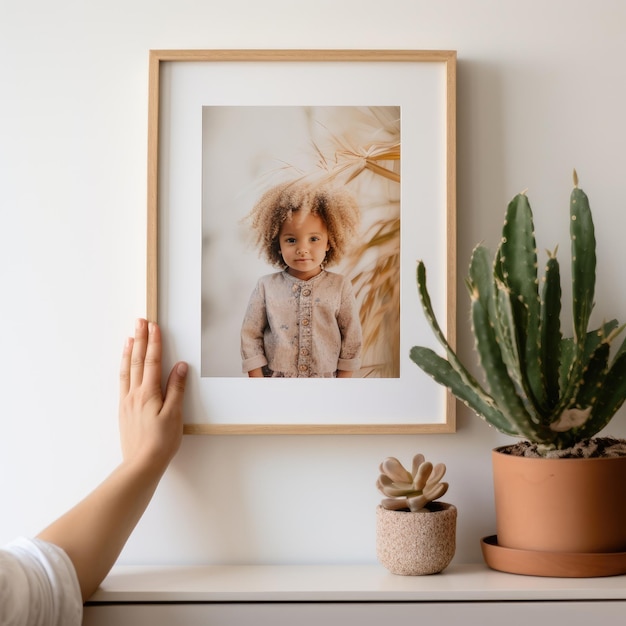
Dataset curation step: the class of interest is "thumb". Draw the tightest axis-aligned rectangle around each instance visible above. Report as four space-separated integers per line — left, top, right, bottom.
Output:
162 361 188 412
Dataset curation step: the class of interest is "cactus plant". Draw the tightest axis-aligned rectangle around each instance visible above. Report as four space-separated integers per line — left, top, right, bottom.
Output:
410 171 626 452
377 453 449 511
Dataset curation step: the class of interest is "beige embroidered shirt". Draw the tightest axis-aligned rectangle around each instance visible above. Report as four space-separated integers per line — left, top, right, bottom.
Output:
241 270 362 377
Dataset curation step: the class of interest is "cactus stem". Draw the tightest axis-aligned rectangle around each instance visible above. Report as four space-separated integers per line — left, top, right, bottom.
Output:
411 175 625 450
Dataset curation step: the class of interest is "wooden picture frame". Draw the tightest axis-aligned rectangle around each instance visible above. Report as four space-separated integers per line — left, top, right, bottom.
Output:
147 49 456 434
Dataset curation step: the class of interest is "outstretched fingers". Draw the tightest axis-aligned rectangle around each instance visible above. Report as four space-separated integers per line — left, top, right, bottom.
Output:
119 335 134 399
129 318 150 388
119 318 187 426
119 318 158 399
141 321 163 392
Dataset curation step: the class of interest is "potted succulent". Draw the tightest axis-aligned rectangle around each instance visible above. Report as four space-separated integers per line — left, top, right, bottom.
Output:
410 171 626 577
375 453 456 575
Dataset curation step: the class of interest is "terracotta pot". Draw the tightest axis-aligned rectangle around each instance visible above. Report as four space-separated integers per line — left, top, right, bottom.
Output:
376 502 457 575
492 446 626 553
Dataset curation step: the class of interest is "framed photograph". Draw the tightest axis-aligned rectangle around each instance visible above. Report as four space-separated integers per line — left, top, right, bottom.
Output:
147 49 456 434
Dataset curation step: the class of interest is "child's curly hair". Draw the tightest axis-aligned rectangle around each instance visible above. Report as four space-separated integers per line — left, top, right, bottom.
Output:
247 180 360 269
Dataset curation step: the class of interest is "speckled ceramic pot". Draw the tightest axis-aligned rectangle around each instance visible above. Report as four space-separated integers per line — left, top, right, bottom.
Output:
376 502 457 575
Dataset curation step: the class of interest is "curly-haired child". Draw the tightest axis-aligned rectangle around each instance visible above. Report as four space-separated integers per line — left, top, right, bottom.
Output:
241 180 362 378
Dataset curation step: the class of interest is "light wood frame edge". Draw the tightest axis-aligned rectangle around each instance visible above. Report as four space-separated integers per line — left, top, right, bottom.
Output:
146 49 457 435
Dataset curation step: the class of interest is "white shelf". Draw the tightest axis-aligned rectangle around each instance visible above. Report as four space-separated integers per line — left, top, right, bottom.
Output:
86 563 626 604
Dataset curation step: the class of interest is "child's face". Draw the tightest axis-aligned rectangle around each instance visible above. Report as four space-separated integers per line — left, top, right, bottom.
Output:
279 211 330 280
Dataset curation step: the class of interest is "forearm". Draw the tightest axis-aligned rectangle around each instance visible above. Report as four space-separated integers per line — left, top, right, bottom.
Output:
241 284 269 375
37 459 165 602
36 319 187 603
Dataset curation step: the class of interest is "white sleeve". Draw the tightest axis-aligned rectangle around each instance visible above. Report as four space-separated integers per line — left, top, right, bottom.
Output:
0 537 82 626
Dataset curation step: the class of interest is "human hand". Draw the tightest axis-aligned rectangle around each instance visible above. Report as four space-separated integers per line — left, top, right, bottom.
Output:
119 318 188 475
36 320 188 600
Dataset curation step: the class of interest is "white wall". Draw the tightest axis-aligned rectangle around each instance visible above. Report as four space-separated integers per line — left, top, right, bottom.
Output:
2 0 626 567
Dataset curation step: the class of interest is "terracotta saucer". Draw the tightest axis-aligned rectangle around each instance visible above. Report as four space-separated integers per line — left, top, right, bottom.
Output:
480 535 626 578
